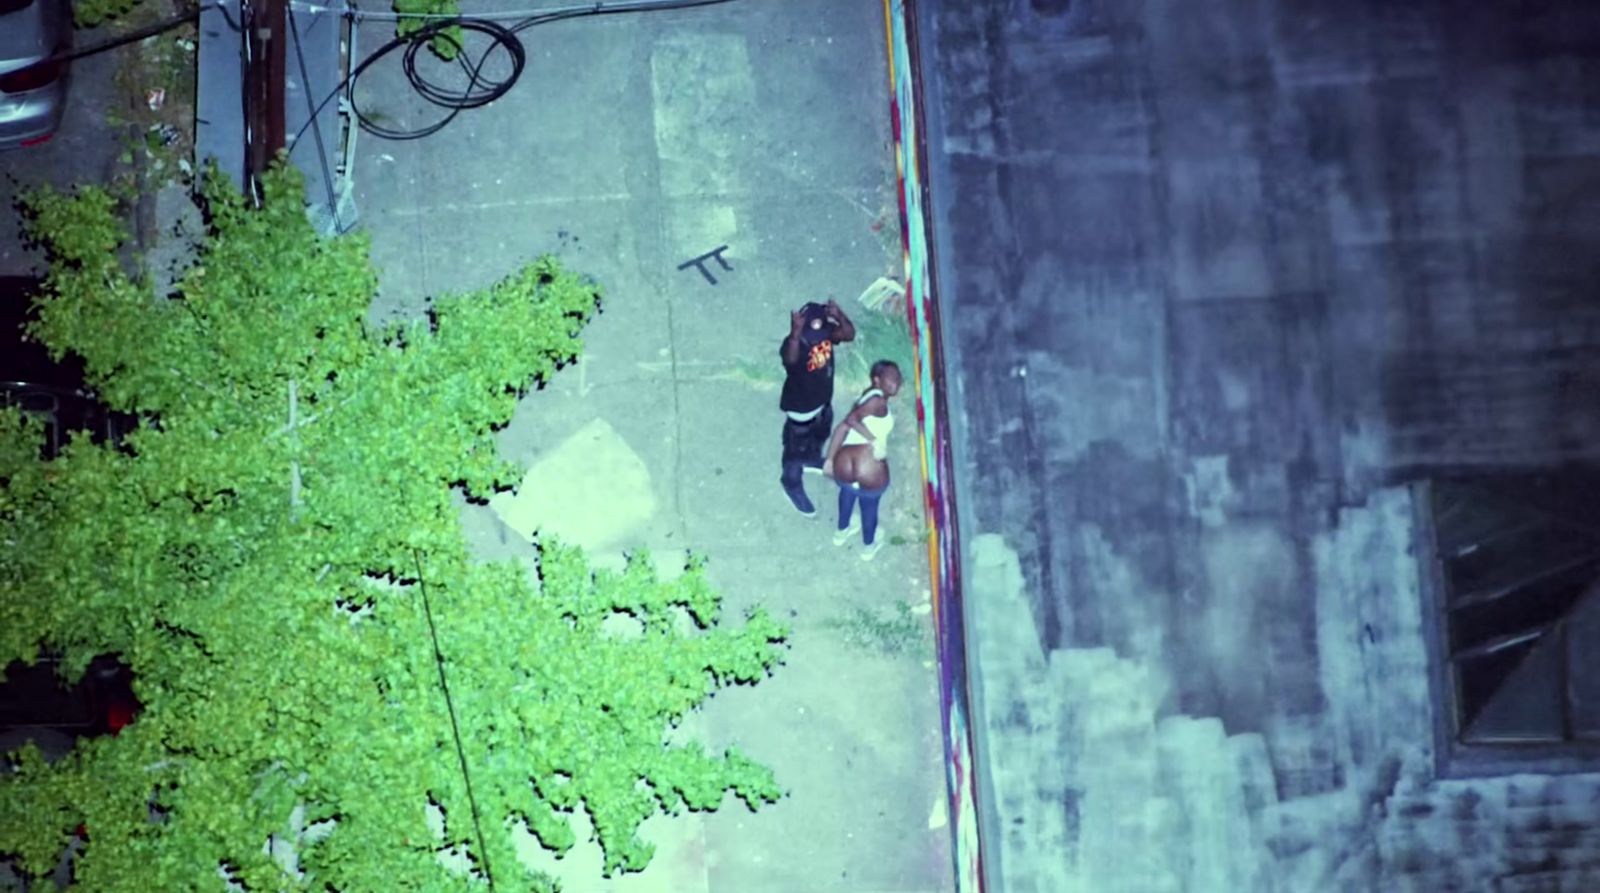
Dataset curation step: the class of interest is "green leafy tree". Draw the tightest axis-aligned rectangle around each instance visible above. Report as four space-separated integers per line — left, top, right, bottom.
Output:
392 0 464 61
71 0 146 29
0 163 787 892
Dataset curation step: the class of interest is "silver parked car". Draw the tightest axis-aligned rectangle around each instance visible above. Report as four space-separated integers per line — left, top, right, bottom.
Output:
0 0 71 150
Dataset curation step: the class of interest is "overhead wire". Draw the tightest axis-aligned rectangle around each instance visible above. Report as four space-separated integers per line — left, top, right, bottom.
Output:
50 2 223 65
330 5 738 885
27 3 745 884
291 0 734 21
286 5 351 230
341 15 525 142
38 0 740 192
412 549 498 892
284 0 739 153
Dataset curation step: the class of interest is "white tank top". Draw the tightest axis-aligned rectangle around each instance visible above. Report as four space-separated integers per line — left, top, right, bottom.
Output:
842 388 894 459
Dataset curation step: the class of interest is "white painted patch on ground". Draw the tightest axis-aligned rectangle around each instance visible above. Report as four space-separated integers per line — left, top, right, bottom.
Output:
665 203 741 272
490 418 656 553
512 800 711 893
650 32 758 198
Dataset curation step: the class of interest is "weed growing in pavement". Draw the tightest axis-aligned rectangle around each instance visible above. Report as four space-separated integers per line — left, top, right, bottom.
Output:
887 529 932 547
394 0 464 60
719 289 912 395
72 0 145 27
838 290 914 394
726 357 784 389
108 4 197 187
824 599 932 658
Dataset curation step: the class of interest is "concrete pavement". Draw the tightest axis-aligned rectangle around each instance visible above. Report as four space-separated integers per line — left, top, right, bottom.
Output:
346 2 952 891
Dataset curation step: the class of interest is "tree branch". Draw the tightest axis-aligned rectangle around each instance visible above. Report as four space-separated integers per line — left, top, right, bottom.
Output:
289 379 302 522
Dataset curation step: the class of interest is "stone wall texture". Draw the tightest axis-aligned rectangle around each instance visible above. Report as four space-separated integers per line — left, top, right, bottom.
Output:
914 0 1600 889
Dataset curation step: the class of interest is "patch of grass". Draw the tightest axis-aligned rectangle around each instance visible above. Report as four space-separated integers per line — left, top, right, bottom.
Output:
870 192 905 271
108 2 196 186
73 0 146 27
839 297 914 394
887 529 931 547
822 599 932 658
720 357 785 390
394 0 464 60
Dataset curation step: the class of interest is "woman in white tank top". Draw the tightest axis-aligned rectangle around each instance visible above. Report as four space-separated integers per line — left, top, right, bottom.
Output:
822 360 902 560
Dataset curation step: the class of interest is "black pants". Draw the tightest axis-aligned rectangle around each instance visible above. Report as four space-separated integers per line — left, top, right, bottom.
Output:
780 404 833 494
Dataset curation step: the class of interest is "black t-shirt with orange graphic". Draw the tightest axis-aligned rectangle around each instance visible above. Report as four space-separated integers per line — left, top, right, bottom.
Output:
778 331 837 415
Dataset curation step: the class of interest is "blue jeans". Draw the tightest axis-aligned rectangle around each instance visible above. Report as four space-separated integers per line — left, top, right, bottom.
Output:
837 476 888 545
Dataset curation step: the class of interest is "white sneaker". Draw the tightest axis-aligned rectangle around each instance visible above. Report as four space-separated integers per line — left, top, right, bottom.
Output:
833 520 861 545
861 539 885 561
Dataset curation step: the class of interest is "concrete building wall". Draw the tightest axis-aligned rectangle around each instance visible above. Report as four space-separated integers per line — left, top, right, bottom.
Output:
913 0 1600 889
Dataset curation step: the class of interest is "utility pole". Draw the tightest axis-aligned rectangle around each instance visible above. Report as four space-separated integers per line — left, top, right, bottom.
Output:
245 0 288 194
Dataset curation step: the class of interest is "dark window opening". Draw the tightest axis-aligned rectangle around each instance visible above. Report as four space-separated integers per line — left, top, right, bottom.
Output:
0 655 139 889
1 277 140 459
1424 472 1600 764
1 381 139 460
0 653 140 750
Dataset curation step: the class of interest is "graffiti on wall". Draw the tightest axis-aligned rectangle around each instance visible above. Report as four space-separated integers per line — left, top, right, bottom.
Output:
882 1 986 890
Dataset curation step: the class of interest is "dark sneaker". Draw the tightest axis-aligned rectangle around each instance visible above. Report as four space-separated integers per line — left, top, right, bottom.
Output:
785 487 817 517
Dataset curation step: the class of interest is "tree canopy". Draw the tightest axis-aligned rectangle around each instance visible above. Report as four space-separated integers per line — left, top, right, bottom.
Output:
0 164 786 892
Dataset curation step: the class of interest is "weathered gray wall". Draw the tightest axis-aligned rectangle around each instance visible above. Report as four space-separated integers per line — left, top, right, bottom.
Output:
915 0 1600 889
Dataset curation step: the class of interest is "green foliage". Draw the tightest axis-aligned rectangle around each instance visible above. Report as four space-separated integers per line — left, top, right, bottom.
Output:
822 599 931 658
887 529 932 547
1 161 787 891
71 0 145 27
840 303 914 394
393 0 465 62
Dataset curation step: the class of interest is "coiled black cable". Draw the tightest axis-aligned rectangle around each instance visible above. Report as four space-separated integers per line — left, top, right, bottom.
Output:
345 16 525 142
287 0 739 153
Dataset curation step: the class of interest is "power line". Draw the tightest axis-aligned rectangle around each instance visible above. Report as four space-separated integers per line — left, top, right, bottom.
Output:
291 0 735 21
284 0 740 151
285 5 349 231
412 549 498 891
50 1 229 66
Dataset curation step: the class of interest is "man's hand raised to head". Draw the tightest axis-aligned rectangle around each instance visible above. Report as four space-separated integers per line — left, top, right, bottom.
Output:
825 299 856 343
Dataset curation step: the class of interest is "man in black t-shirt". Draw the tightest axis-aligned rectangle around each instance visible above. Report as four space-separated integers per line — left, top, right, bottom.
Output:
779 300 855 515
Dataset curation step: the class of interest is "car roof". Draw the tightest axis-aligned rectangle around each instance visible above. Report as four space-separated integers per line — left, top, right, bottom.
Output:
0 0 57 73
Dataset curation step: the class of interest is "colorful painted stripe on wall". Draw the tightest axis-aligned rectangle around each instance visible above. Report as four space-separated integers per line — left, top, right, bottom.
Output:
883 2 986 890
